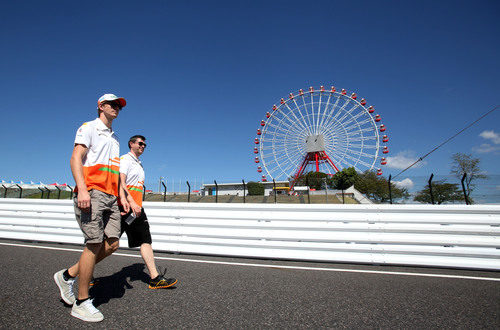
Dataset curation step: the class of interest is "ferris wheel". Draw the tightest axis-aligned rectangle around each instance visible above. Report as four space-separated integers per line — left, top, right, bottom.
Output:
253 85 389 186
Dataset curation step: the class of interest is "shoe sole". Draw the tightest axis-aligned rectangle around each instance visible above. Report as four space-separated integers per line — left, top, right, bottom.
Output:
54 272 75 305
71 310 104 322
149 279 178 289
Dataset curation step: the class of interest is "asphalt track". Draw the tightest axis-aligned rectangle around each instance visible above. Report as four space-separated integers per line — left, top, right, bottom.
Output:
0 238 499 329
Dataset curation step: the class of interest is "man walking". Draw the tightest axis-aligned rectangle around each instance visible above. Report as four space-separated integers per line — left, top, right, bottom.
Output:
119 135 178 289
54 93 130 322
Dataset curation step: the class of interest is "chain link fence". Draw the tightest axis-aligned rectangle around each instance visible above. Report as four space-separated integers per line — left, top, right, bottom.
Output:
2 174 499 204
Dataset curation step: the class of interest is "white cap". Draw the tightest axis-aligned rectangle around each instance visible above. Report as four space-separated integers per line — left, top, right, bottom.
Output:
97 93 126 108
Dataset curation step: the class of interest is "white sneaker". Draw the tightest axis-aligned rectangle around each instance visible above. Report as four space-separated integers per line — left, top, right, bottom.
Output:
71 298 104 322
53 269 75 305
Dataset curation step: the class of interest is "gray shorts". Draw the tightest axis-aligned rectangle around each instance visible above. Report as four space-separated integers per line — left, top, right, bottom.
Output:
74 189 121 244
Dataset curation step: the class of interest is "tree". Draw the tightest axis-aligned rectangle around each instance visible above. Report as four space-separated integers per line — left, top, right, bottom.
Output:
354 170 409 203
331 167 359 203
293 171 331 190
414 180 463 204
331 167 358 190
450 153 487 203
247 181 264 195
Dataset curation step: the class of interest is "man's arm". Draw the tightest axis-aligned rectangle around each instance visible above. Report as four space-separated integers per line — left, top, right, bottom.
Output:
119 173 141 216
118 173 131 215
70 144 90 212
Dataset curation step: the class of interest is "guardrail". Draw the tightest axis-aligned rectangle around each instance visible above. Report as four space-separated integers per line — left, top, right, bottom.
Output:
0 198 498 270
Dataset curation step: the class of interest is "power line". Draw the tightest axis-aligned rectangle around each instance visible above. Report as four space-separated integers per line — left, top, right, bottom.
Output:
392 105 499 180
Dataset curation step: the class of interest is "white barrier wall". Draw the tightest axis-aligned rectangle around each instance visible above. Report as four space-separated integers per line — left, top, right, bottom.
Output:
0 198 499 270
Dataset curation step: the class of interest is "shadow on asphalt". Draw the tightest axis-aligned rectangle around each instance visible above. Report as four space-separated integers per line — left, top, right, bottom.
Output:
91 263 149 307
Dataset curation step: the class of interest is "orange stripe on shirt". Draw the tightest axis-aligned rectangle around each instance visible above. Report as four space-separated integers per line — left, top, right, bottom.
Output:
126 184 143 207
79 164 120 196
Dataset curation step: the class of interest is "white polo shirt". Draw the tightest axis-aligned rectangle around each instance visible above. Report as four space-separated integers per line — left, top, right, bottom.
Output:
120 152 145 207
74 118 120 196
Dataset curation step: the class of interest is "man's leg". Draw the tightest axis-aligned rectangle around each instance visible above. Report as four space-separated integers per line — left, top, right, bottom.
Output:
53 242 106 311
70 242 105 322
77 242 102 299
124 210 158 279
55 192 99 305
66 237 120 278
141 242 178 289
72 193 122 285
126 210 177 289
140 243 159 279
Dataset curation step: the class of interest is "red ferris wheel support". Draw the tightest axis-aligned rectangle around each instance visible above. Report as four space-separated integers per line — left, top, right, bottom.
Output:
289 134 340 189
290 151 339 189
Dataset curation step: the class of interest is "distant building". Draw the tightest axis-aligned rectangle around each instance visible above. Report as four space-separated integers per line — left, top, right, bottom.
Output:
201 181 290 196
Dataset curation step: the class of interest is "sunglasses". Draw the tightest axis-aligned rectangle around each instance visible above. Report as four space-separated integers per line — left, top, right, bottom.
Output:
138 142 147 147
105 101 123 110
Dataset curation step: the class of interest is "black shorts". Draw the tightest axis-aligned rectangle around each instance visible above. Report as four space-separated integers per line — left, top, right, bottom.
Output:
120 208 152 248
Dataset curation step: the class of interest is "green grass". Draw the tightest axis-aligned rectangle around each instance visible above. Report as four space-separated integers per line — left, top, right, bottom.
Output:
143 193 358 204
25 190 73 199
1 190 359 204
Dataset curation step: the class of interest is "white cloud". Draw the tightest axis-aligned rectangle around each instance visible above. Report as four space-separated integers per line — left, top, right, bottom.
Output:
473 143 500 154
385 151 426 170
394 178 414 190
479 130 500 144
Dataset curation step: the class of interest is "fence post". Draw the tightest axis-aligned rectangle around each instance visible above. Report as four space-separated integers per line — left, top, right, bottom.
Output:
162 181 167 202
461 173 469 205
16 184 22 198
428 173 435 205
324 177 328 203
186 181 191 202
273 179 277 204
45 187 51 199
55 185 61 199
305 177 310 204
158 177 163 194
337 176 345 204
68 185 73 199
388 174 393 204
214 180 218 203
242 179 246 204
2 185 7 198
38 187 44 199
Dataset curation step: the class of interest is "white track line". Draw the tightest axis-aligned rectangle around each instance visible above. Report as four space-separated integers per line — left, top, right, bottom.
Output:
1 241 499 282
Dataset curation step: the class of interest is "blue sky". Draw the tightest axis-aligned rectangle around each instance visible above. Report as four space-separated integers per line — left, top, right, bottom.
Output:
1 0 499 195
